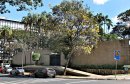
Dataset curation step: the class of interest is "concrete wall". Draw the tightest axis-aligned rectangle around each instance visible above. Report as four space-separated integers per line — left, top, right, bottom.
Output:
71 40 130 65
13 40 130 66
12 48 66 66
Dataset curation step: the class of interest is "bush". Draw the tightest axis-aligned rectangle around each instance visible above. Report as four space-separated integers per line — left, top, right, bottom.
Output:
70 64 124 70
69 64 125 75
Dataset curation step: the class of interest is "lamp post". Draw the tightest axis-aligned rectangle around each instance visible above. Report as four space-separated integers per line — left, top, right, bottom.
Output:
126 21 130 64
128 40 130 64
0 41 2 61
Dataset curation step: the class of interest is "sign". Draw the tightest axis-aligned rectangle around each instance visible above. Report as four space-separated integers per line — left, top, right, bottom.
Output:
114 50 120 60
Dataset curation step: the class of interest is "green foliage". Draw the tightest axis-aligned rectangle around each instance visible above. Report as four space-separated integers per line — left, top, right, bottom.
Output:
71 64 124 70
101 34 118 41
32 52 40 61
94 13 113 34
0 0 43 14
0 26 13 40
12 30 30 41
51 0 100 55
111 23 125 39
111 9 130 39
118 9 130 22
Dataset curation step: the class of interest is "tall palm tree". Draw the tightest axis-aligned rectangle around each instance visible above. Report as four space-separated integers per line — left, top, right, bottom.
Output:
0 26 13 63
37 12 47 34
95 13 104 35
22 13 34 35
95 13 113 34
32 13 39 32
103 15 113 33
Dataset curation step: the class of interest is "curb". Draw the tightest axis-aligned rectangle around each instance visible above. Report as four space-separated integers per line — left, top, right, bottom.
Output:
0 74 9 77
56 76 130 80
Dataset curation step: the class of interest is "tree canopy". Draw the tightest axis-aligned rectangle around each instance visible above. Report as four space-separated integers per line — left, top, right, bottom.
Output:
50 0 100 53
111 9 130 39
118 9 130 22
48 0 100 75
0 0 43 14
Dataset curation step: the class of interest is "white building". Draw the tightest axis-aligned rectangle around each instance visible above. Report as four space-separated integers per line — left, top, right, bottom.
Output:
0 19 25 63
0 18 25 30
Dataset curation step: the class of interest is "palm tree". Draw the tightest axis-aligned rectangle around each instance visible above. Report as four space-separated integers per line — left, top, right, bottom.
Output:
37 12 47 34
0 26 13 63
22 13 34 35
95 13 113 34
32 13 39 33
103 15 113 33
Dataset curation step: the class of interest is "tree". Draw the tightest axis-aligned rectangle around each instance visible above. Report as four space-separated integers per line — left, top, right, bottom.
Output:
0 0 43 14
50 0 100 75
22 11 58 49
0 26 13 62
22 13 35 35
94 13 113 34
118 9 130 22
32 52 41 65
111 22 126 39
111 9 130 39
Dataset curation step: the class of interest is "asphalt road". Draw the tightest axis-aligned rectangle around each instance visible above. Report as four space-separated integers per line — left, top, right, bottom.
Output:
0 77 130 84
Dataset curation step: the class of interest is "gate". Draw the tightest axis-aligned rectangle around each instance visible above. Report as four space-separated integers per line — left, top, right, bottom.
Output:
50 54 60 66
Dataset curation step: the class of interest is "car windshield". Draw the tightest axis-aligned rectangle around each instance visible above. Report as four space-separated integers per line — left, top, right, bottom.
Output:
16 67 23 69
7 67 12 69
47 68 54 71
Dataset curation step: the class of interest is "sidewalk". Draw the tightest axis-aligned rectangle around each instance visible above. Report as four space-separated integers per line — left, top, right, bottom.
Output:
0 73 9 77
56 74 130 80
55 67 130 80
1 73 130 80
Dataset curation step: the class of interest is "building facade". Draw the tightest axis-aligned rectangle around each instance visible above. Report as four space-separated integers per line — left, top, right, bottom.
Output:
0 18 66 66
71 39 130 66
12 49 66 66
0 18 25 30
0 19 25 63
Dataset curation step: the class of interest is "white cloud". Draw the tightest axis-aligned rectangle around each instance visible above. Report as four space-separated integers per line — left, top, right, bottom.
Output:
93 0 109 5
111 16 120 25
0 16 6 19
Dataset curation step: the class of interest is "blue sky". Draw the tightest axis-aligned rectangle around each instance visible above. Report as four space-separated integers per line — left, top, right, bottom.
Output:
0 0 130 25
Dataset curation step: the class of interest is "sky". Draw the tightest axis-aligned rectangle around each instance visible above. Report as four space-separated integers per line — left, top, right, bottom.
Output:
0 0 130 25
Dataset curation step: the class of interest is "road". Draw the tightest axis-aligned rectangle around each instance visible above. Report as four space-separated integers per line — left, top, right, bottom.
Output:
0 77 130 84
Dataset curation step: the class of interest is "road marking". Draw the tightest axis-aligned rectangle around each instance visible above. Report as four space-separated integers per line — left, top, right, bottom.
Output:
66 80 97 84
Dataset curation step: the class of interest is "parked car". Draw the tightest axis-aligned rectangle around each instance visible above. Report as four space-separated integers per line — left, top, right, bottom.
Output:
34 68 56 78
6 67 12 73
0 66 3 73
15 67 25 74
10 68 19 76
1 63 10 68
10 67 24 76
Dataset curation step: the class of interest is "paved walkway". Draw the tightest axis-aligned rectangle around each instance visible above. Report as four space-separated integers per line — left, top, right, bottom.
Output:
1 73 130 80
57 67 130 80
56 74 130 80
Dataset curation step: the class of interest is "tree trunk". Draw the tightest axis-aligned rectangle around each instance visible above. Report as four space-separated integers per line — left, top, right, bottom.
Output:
63 55 71 75
35 60 38 65
63 50 73 75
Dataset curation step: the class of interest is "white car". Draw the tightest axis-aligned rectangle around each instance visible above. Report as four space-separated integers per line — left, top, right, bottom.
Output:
6 67 12 73
15 67 25 74
10 67 25 76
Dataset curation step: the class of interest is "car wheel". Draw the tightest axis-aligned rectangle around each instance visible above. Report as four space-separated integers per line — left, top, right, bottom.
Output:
34 74 38 78
52 75 56 78
14 72 18 76
21 72 24 75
